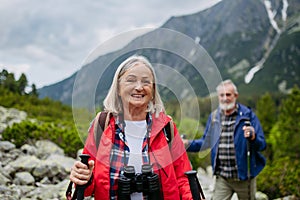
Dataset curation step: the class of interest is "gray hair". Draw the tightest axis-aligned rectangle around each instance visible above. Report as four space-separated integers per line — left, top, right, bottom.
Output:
216 79 238 94
103 55 165 117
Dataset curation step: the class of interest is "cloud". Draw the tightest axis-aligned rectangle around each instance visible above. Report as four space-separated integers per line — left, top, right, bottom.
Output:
0 0 221 88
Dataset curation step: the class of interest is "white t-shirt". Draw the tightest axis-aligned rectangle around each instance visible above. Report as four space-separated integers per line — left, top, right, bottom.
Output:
124 120 147 200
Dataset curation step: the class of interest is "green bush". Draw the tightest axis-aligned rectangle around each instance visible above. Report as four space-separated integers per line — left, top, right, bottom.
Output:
257 157 300 199
2 120 84 157
255 88 300 198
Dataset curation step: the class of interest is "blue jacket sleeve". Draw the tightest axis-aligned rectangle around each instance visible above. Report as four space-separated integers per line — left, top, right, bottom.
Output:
186 113 213 152
250 111 266 151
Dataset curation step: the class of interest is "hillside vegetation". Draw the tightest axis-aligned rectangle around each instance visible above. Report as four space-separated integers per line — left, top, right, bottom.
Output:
0 70 83 157
0 70 299 198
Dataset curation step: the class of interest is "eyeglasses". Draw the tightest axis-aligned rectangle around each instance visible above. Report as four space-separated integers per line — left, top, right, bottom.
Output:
121 77 153 87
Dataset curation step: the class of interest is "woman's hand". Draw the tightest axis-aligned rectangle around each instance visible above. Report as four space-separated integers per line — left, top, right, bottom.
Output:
70 160 94 185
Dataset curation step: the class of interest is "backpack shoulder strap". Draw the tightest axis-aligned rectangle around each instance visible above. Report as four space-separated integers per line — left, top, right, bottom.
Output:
163 117 174 148
94 111 111 150
211 109 218 122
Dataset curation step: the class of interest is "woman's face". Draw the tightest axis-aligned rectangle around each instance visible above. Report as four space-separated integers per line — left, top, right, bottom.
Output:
118 62 154 112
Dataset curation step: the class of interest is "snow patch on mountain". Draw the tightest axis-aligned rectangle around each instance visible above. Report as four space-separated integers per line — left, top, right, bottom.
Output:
244 0 289 84
264 0 281 33
282 0 289 21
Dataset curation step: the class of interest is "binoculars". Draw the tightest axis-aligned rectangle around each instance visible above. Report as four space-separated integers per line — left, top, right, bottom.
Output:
118 164 162 200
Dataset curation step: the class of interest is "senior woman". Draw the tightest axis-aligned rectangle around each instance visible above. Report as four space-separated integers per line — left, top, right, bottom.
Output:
69 55 193 200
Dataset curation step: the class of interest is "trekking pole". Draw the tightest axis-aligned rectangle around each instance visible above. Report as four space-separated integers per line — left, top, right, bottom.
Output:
244 121 252 200
185 170 205 200
77 154 90 200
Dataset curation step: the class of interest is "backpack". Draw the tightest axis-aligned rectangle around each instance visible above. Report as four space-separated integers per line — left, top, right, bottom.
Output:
93 111 174 150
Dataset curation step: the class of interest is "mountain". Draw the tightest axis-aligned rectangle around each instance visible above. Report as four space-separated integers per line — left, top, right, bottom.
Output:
38 0 300 106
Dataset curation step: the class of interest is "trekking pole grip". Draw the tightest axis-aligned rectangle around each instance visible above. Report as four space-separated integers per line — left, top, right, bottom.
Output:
77 154 90 200
185 170 205 200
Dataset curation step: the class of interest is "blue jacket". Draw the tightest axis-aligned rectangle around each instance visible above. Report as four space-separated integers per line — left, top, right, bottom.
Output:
187 103 266 180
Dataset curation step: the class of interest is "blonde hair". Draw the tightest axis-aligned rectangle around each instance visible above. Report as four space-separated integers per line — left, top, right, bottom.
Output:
103 55 165 117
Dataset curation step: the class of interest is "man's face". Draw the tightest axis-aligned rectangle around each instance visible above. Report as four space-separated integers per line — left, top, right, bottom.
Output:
217 84 238 111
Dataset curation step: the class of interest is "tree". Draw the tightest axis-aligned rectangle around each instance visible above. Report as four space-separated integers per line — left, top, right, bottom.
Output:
256 92 277 160
256 92 277 137
30 83 39 97
257 87 300 198
17 73 28 95
0 69 9 85
3 73 17 93
269 86 300 159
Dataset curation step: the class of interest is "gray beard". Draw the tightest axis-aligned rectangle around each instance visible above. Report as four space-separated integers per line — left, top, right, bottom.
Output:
219 102 236 111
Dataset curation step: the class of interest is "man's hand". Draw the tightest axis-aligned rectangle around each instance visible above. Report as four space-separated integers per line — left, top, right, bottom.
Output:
182 139 190 148
243 125 255 140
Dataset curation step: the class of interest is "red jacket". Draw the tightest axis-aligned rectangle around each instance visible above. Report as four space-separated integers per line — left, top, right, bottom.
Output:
82 112 193 200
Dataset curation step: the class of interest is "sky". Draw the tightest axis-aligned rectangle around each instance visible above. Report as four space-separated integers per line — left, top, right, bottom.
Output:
0 0 221 89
